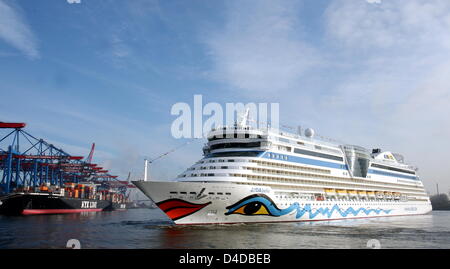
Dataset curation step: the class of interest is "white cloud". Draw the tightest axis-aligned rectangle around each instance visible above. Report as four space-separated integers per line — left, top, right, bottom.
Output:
323 0 450 192
0 0 39 59
205 0 321 94
326 0 450 50
110 35 131 58
323 0 450 123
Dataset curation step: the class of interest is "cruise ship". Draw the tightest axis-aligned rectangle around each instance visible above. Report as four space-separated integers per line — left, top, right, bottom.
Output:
134 115 431 225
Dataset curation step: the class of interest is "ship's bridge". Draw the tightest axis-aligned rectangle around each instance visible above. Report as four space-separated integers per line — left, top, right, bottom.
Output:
206 125 266 141
204 125 269 156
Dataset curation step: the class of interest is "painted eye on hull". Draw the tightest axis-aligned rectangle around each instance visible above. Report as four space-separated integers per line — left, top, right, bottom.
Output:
225 194 280 216
232 201 270 216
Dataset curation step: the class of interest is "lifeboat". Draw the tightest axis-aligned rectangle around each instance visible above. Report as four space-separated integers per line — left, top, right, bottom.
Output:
358 190 367 197
393 192 401 200
384 192 393 199
324 188 336 196
367 191 376 197
336 189 348 196
348 190 358 197
375 191 384 199
315 195 325 201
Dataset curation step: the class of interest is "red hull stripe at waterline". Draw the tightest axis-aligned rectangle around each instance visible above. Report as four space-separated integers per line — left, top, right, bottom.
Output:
22 209 103 215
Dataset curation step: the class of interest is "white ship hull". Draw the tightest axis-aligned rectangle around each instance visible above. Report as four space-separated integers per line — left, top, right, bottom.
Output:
134 181 432 225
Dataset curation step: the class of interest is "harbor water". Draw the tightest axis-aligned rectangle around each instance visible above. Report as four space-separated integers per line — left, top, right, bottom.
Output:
1 209 450 249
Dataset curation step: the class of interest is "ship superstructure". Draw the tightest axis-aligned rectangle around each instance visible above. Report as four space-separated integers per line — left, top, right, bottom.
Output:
134 117 431 224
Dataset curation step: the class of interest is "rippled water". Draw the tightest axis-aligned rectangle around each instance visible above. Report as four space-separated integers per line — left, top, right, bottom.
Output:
1 209 449 249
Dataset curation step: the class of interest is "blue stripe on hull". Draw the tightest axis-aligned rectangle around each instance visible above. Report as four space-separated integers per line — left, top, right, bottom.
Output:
260 151 346 170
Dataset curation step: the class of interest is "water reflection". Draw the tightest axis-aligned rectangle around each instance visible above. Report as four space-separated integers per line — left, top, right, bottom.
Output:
1 209 449 249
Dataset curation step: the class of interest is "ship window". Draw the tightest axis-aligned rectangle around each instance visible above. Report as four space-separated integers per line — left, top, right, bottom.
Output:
370 163 415 175
214 132 237 140
293 148 343 161
207 151 262 158
210 142 261 150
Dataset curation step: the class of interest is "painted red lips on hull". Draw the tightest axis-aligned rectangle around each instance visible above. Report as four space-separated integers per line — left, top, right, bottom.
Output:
156 199 211 221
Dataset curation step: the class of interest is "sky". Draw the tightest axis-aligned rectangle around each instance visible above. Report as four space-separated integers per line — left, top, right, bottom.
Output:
0 0 449 194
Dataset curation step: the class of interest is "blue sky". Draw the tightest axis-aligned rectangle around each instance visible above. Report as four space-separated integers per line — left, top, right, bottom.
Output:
1 0 450 193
